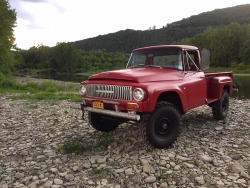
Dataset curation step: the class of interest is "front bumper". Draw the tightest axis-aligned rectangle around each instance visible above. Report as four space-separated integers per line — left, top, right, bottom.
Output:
82 106 140 121
81 98 141 121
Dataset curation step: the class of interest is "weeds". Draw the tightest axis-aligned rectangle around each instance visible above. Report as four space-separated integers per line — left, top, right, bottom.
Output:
89 167 103 176
193 159 204 168
204 175 213 186
60 133 114 154
62 137 88 154
31 170 39 176
96 134 113 148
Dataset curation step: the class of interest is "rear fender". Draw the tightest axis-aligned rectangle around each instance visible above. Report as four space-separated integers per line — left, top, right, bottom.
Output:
208 76 232 99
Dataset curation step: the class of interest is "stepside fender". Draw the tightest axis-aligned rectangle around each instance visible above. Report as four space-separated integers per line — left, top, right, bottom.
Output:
207 76 233 99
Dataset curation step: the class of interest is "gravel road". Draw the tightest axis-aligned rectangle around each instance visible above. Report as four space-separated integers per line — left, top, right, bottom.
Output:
0 92 249 187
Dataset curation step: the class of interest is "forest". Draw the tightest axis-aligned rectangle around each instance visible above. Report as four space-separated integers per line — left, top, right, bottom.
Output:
73 4 250 53
1 1 250 77
13 22 250 74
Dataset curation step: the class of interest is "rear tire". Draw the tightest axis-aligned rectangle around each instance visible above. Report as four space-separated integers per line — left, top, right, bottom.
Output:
141 102 181 148
88 112 119 132
212 90 229 120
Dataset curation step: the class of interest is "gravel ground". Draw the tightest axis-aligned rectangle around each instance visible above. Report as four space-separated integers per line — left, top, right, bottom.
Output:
0 90 250 187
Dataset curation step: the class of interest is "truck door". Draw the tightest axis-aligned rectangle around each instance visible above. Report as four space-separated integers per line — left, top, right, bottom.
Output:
183 50 207 110
184 72 207 110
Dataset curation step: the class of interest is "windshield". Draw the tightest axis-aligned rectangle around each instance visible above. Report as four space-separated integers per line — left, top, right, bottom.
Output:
127 48 183 70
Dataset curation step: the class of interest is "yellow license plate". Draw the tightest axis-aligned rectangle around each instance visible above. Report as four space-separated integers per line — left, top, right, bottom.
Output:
92 101 104 109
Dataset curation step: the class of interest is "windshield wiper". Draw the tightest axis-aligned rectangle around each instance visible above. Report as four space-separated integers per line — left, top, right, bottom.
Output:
146 65 162 69
129 64 146 68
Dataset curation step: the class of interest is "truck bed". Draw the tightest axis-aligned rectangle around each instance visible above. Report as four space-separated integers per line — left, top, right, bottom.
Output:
204 71 233 78
204 71 233 104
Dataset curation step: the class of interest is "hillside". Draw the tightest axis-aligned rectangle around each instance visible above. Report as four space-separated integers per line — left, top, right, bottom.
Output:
73 4 250 53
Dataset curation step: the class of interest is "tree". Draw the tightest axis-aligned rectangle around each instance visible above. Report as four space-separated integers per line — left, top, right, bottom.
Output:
50 43 81 73
240 24 250 65
179 22 248 67
18 45 51 70
0 0 16 73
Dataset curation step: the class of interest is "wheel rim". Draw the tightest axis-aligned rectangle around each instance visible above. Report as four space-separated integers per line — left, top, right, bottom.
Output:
155 116 172 136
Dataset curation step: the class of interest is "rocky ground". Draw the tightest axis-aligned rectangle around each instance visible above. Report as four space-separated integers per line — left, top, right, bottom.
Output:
0 90 250 187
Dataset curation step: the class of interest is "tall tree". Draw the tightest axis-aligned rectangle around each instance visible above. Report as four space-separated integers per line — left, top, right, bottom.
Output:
50 43 80 73
0 0 16 73
240 24 250 65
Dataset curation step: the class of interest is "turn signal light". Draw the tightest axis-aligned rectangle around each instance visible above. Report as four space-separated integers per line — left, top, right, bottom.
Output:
127 103 139 111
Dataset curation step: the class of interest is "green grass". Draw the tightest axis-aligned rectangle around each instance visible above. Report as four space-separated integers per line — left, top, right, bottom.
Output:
59 134 113 154
207 65 250 74
0 73 81 102
9 92 81 102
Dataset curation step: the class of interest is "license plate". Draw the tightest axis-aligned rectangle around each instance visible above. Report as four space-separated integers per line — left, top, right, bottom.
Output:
92 101 104 109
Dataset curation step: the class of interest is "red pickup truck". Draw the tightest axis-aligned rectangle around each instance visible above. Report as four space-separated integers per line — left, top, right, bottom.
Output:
79 45 234 148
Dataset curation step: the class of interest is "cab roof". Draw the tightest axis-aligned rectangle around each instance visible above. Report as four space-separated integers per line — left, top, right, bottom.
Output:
133 45 198 52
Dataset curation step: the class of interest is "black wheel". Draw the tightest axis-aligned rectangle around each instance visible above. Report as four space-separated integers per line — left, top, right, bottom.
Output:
212 90 229 120
141 102 181 148
88 112 119 132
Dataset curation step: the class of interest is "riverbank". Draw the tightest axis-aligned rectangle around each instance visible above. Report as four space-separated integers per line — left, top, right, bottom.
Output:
0 91 249 187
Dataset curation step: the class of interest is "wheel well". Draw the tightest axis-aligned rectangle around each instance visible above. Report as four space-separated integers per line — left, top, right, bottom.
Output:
157 92 184 113
223 85 230 93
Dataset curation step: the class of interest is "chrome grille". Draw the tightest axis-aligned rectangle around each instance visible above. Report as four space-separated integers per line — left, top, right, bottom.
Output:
86 84 132 101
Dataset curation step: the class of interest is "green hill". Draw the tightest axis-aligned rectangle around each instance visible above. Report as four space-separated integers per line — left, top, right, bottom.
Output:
73 4 250 53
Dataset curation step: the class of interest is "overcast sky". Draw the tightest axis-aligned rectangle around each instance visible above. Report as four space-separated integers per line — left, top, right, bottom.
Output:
9 0 250 50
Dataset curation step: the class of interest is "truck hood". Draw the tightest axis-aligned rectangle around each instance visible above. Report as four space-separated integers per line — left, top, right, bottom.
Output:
88 68 183 82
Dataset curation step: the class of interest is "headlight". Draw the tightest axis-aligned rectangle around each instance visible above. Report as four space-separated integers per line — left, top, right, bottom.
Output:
79 85 86 95
133 88 145 101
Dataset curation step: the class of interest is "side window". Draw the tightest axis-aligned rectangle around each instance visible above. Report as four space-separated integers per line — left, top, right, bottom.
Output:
184 51 198 71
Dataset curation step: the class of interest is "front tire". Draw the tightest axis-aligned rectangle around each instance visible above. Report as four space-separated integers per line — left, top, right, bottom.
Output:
212 90 229 120
142 102 181 148
88 112 119 132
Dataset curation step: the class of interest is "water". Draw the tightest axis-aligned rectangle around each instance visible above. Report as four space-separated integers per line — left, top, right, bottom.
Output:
36 72 250 99
232 75 250 99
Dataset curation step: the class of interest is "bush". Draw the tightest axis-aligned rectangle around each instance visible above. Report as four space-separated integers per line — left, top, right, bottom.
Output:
0 73 15 89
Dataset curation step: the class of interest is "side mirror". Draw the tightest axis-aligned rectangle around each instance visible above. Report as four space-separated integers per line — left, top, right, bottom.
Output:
201 48 210 70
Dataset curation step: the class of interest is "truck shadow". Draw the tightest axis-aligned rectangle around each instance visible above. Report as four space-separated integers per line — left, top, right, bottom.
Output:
62 105 231 156
61 123 154 155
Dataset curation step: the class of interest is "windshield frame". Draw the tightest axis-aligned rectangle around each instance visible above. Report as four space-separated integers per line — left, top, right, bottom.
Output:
126 48 183 70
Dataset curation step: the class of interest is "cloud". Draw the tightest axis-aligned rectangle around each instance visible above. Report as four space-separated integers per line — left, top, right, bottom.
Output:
20 0 66 13
9 0 66 31
10 0 250 49
21 0 48 3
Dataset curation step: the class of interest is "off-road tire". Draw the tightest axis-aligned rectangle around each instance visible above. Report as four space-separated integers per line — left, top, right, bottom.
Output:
88 112 119 132
212 90 229 120
140 102 181 148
